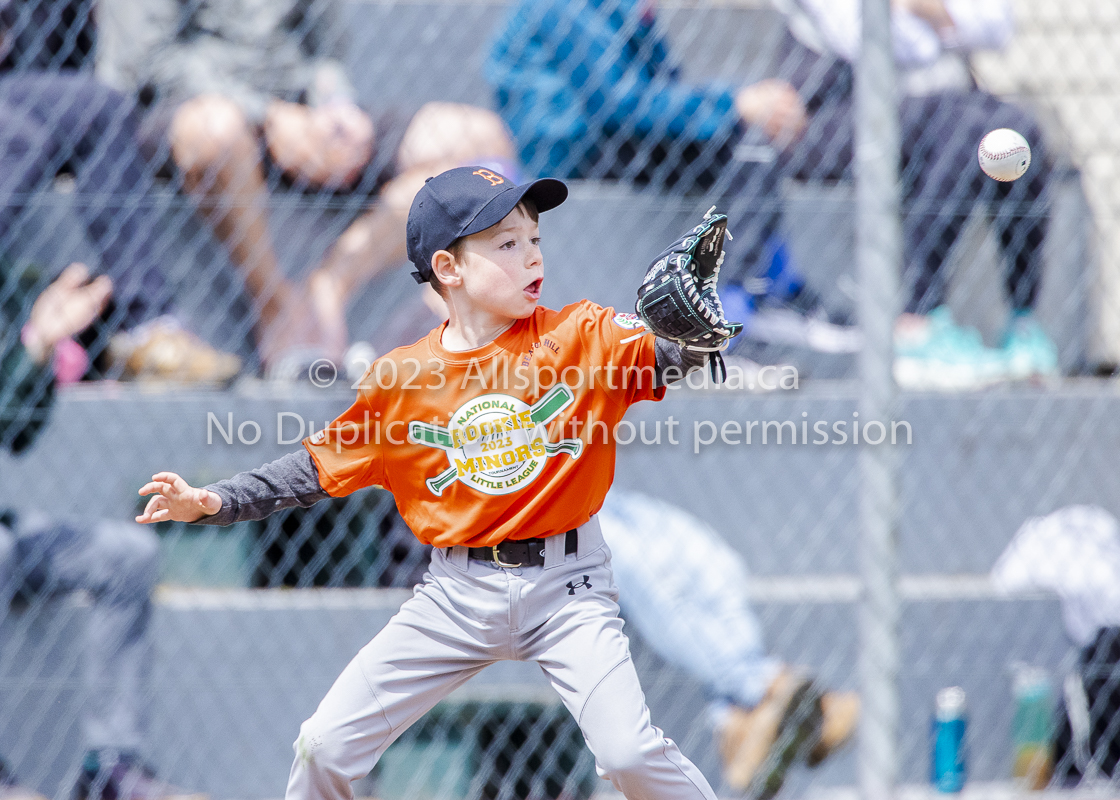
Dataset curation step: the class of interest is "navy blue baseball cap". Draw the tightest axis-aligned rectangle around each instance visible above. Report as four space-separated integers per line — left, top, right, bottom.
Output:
406 166 568 284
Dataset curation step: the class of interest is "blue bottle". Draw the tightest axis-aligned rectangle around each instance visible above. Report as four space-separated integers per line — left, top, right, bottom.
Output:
931 687 967 792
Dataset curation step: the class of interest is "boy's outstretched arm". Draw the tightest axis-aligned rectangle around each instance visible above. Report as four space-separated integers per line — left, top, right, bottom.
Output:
137 450 330 525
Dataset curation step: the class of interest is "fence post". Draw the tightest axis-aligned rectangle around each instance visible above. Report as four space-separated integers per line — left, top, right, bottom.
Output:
856 0 902 798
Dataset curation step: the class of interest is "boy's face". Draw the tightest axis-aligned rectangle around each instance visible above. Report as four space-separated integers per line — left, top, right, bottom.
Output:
452 206 543 321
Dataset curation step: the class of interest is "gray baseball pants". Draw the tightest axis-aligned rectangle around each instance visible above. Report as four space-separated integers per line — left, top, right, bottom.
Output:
286 519 717 800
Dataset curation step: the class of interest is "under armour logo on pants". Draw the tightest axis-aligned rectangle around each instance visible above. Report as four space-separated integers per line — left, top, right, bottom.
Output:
566 576 592 595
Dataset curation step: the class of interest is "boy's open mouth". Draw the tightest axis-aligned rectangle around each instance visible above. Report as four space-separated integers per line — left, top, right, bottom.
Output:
524 278 543 299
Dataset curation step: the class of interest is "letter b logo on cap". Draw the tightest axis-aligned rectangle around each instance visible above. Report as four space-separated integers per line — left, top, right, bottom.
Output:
473 169 505 187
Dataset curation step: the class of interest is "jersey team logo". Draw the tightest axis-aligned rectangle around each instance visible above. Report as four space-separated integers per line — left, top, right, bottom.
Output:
408 384 583 497
612 312 645 330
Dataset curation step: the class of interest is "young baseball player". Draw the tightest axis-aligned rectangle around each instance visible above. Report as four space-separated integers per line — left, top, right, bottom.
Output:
136 166 733 800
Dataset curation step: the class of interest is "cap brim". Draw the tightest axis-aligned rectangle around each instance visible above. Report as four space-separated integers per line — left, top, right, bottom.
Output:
460 178 568 238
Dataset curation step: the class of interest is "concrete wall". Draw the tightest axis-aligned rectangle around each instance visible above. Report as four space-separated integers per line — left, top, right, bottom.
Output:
0 583 1068 799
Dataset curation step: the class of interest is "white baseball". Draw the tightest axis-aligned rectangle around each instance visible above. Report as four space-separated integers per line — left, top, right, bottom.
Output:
978 128 1031 182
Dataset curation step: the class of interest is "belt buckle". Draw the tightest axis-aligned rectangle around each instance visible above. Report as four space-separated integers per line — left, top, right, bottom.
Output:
492 545 522 569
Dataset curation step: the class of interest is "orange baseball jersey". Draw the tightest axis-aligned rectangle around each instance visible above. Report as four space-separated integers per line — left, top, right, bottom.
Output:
304 300 664 548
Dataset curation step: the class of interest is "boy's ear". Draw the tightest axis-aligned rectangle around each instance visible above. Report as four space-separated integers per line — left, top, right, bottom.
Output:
431 250 461 290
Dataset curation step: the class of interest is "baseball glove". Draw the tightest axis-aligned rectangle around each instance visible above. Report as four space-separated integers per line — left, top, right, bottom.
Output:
635 208 743 381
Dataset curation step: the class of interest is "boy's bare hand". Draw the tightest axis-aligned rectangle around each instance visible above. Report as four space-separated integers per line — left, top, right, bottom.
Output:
136 472 222 524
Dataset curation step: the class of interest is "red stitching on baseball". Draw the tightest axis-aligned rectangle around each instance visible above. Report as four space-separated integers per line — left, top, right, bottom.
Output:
979 143 1028 160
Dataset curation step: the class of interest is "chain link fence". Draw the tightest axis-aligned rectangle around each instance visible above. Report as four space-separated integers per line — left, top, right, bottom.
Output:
1 1 1119 799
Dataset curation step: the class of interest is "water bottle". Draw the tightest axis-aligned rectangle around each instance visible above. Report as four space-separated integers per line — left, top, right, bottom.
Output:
931 686 968 792
1011 666 1053 789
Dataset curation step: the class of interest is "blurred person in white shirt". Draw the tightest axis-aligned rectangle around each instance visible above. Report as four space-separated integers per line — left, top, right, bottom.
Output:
993 505 1120 784
768 0 1060 391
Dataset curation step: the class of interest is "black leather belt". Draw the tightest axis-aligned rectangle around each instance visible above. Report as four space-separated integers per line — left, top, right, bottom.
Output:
467 529 578 568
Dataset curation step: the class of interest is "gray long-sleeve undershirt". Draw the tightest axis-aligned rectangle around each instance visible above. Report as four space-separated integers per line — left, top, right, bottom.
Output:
198 339 705 526
199 450 329 526
654 338 708 388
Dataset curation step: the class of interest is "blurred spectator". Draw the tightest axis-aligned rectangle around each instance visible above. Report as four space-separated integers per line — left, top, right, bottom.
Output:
774 0 1060 389
599 490 858 797
965 5 1120 373
0 265 202 800
992 505 1120 784
99 0 519 376
0 0 239 383
486 0 862 357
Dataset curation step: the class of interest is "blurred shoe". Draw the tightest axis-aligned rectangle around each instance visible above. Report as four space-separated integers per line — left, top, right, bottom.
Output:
51 338 90 385
807 691 861 767
894 307 1010 391
107 317 240 385
1002 310 1058 381
717 355 801 393
724 354 772 392
727 282 863 354
719 668 822 798
73 752 205 800
750 303 864 354
343 341 378 383
0 758 47 800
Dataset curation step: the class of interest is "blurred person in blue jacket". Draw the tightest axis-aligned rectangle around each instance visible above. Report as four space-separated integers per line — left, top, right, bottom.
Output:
486 0 862 357
0 266 202 800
